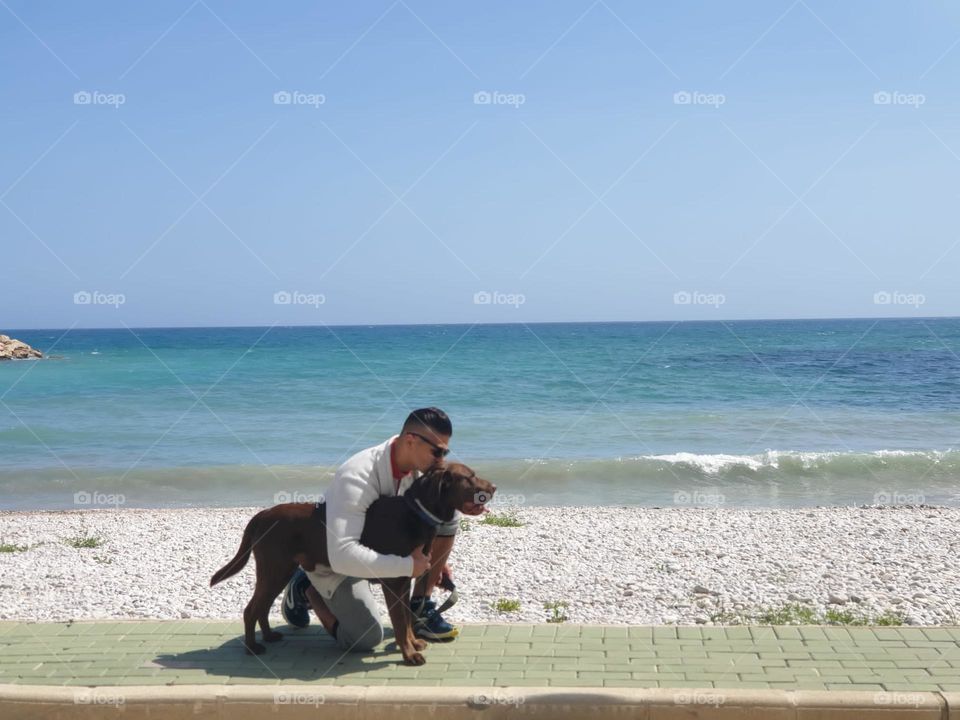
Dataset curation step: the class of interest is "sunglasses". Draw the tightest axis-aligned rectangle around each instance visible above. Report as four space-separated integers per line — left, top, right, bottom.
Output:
409 432 450 459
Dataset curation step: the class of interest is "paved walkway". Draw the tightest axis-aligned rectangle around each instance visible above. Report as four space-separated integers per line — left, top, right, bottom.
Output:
1 621 959 691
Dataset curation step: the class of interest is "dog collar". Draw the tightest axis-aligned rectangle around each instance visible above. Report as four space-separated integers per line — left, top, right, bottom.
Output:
406 496 445 528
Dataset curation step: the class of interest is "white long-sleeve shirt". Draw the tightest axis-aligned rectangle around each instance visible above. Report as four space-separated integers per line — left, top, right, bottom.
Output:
304 436 416 599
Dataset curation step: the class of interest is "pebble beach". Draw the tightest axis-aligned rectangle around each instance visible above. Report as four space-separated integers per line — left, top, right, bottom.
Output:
1 505 957 627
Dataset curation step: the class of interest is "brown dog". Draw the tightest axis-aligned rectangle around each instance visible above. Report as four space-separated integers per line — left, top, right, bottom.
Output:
210 463 495 664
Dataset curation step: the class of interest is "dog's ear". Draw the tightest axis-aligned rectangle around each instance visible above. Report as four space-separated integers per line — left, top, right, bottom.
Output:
419 466 446 487
434 467 457 505
414 466 452 506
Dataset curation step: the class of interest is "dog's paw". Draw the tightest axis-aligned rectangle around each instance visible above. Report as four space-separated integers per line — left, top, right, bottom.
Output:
244 642 266 655
402 651 426 666
412 638 428 651
263 630 283 643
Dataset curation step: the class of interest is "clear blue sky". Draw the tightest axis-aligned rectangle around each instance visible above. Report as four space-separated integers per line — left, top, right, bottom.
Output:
2 1 960 328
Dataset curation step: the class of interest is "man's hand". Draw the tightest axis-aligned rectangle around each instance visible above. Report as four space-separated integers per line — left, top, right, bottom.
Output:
410 546 432 577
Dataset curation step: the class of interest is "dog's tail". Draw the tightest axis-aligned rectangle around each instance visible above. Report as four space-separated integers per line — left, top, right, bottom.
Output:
210 516 257 587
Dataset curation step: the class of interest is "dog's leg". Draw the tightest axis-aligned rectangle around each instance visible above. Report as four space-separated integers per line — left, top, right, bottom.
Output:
242 596 265 655
407 615 427 652
382 577 424 665
257 562 297 645
407 538 434 652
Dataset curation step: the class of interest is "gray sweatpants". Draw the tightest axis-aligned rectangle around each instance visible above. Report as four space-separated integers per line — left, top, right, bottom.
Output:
324 577 384 652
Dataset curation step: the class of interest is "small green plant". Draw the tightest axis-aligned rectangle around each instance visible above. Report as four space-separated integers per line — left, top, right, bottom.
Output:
544 600 569 624
825 608 867 625
873 610 906 626
756 603 818 625
65 534 104 549
480 512 523 528
458 518 472 532
493 598 521 613
0 542 29 553
712 603 907 627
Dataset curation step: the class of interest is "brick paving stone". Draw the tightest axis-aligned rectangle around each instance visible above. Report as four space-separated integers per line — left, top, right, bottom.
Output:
0 622 957 691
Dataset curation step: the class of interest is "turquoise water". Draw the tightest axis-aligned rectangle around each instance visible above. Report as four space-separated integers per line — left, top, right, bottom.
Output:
2 319 959 509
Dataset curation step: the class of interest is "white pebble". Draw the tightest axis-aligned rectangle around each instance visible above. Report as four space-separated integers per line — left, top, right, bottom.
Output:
0 505 957 626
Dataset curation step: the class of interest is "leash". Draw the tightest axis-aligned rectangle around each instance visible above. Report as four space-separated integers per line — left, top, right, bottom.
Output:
413 566 459 613
435 573 459 613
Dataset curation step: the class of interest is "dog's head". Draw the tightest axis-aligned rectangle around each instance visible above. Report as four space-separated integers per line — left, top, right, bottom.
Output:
407 462 496 523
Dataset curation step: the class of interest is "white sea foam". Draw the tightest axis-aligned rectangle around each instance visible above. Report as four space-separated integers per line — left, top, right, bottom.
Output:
639 449 952 474
646 452 768 473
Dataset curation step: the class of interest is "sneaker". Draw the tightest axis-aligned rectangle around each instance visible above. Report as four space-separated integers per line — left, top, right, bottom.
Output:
411 596 459 640
281 568 311 628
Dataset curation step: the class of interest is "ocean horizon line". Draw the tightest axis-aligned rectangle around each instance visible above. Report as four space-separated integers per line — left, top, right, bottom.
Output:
6 314 960 333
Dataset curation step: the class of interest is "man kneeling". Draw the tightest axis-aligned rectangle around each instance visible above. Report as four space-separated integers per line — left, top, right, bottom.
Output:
281 407 486 650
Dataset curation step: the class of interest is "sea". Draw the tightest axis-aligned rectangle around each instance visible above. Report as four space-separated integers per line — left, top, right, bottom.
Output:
1 319 958 510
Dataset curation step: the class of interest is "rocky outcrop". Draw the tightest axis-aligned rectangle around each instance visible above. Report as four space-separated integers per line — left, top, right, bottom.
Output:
0 334 43 360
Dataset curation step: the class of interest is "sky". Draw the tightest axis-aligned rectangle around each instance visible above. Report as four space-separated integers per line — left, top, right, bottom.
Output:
2 1 960 328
